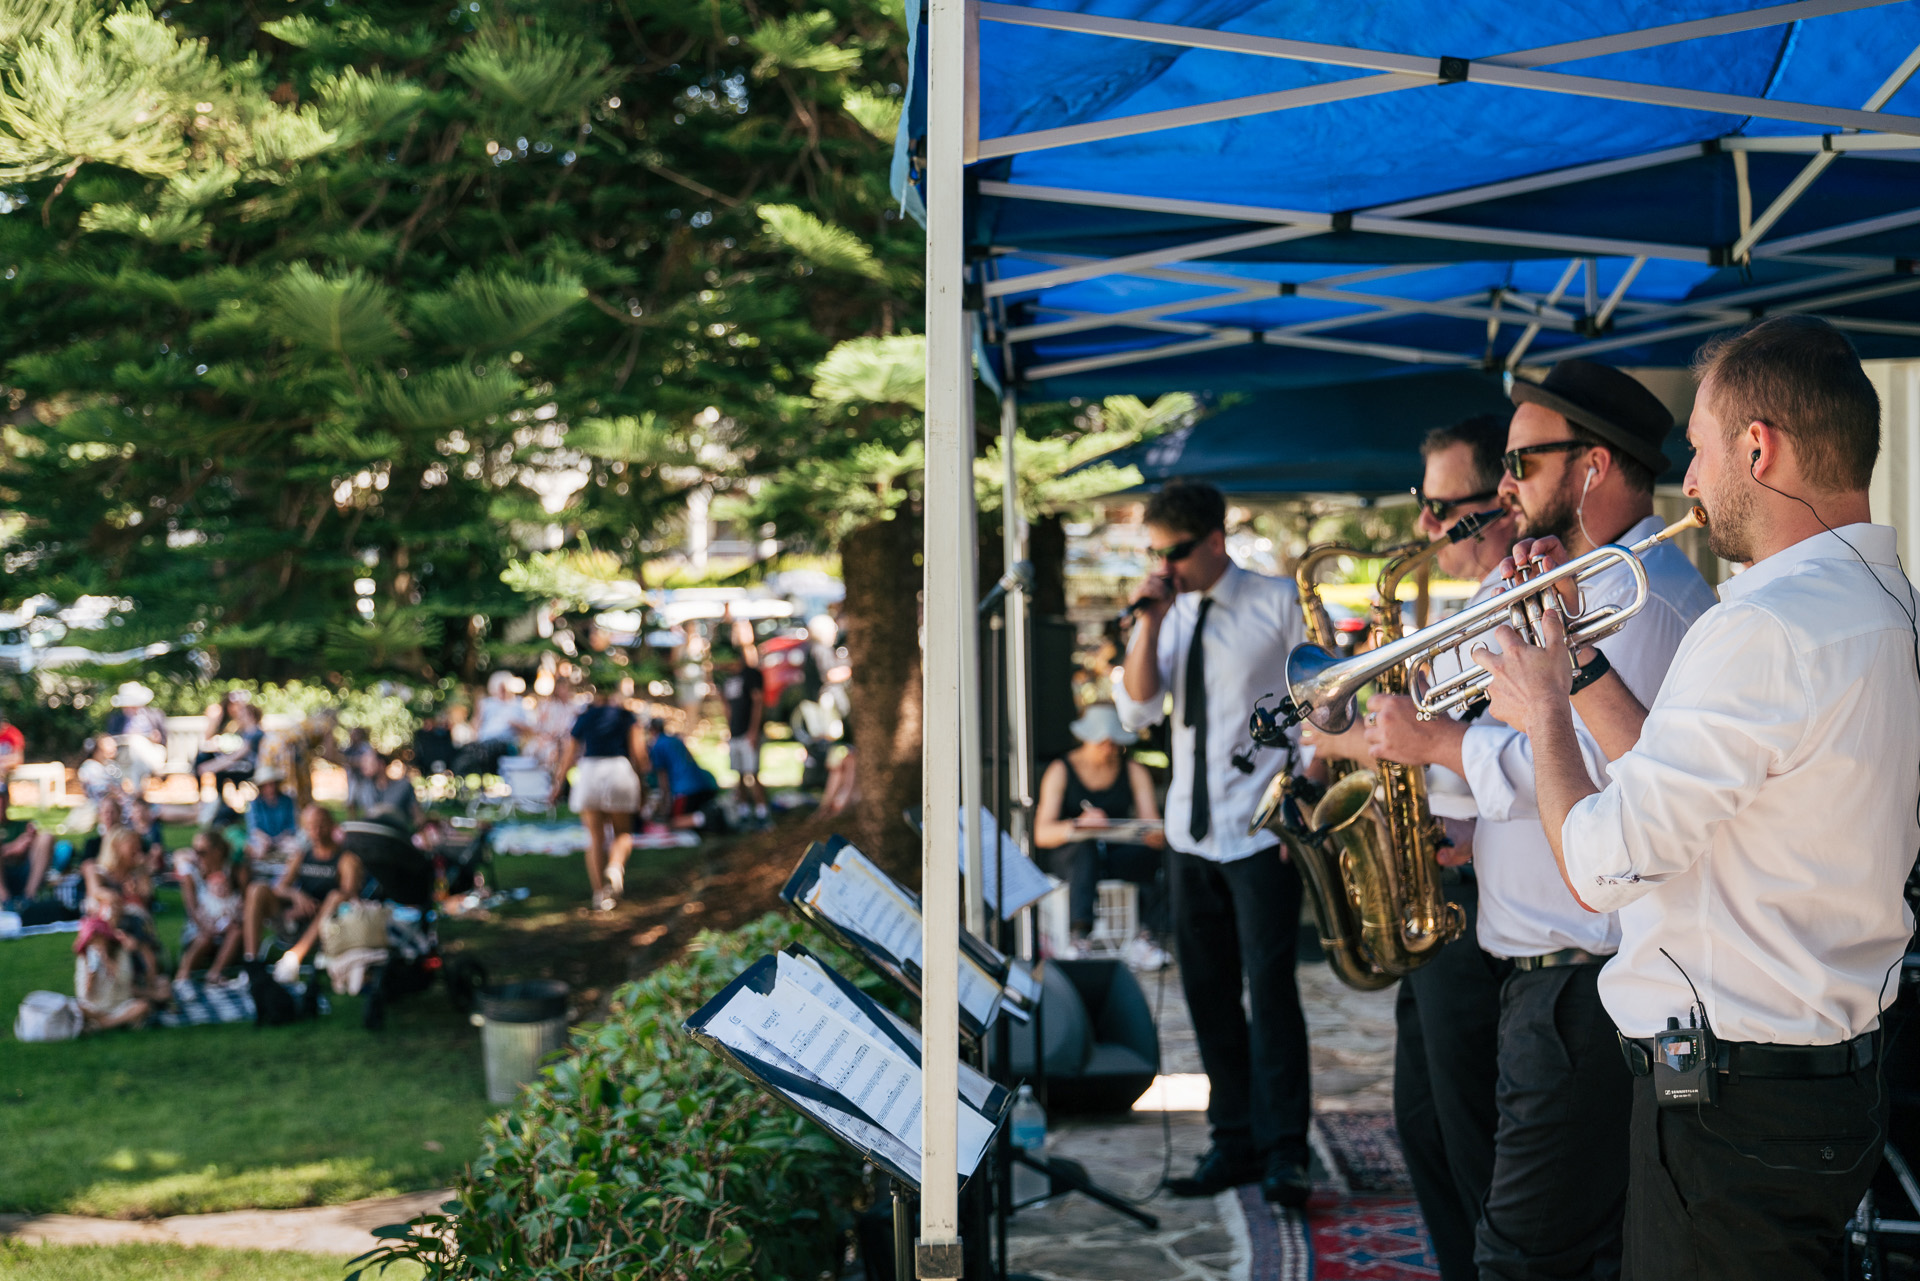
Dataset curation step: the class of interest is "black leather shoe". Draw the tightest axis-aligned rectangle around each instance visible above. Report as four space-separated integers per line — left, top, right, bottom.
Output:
1262 1154 1312 1207
1165 1146 1262 1197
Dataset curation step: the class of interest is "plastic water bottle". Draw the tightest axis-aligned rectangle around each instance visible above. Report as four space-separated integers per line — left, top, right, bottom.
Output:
1010 1084 1047 1150
1009 1084 1049 1204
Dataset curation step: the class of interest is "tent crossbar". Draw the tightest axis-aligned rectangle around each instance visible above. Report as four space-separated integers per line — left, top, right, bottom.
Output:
1733 40 1920 261
1592 256 1647 330
1751 203 1920 256
1524 314 1743 364
1367 144 1703 219
1024 332 1251 380
1481 0 1899 69
975 0 1920 160
1506 259 1585 369
983 222 1327 297
1019 313 1481 380
1723 132 1920 152
1827 316 1920 336
1009 287 1275 340
982 180 1713 264
1599 265 1888 325
977 73 1424 158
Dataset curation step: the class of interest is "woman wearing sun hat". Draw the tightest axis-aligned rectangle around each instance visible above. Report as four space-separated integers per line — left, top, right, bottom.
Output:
1033 702 1167 967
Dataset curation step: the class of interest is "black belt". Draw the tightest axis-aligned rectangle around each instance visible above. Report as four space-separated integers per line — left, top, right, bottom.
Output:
1508 947 1609 972
1619 1030 1876 1079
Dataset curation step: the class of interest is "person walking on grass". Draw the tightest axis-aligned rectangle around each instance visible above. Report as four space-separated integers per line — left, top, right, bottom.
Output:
549 684 649 912
714 644 769 828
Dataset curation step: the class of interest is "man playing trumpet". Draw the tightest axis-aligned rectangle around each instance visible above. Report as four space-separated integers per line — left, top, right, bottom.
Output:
1477 316 1920 1280
1360 361 1715 1279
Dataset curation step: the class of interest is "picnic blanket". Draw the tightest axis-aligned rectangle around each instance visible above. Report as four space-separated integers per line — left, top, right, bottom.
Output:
490 822 699 856
151 977 322 1028
0 917 83 940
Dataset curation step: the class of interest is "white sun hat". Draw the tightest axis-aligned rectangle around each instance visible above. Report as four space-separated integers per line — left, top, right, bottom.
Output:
1068 702 1137 746
111 682 155 708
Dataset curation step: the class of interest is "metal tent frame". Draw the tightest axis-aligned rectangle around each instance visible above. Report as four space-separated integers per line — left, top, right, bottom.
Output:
914 1 1920 1267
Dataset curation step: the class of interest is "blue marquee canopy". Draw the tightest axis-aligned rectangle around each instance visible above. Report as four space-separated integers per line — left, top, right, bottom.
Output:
898 0 1920 396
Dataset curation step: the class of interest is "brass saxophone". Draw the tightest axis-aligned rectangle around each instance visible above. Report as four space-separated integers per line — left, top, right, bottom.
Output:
1250 513 1496 990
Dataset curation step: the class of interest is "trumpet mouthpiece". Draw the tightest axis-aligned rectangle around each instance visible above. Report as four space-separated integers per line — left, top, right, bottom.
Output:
1690 504 1708 527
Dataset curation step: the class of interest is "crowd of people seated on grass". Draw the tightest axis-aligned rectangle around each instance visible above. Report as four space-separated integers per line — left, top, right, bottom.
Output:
3 656 841 1034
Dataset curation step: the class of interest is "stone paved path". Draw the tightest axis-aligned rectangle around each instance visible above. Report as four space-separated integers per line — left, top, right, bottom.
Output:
0 1188 448 1257
1005 956 1398 1281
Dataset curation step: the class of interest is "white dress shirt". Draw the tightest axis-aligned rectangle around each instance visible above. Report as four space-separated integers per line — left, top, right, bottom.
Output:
1114 561 1306 863
1454 515 1718 957
1562 524 1920 1044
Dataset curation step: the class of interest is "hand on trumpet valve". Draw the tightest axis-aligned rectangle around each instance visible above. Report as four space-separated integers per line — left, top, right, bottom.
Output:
1496 535 1581 617
1471 611 1575 736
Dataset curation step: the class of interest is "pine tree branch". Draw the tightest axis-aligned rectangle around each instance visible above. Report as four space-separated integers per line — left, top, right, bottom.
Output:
641 161 738 209
41 158 83 227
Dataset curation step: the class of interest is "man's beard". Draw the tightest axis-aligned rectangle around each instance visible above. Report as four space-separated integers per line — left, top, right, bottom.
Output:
1704 472 1756 562
1514 469 1583 544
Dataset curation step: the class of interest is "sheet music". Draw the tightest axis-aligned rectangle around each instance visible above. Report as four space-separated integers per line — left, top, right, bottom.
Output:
957 807 1054 918
802 843 1003 1029
777 951 998 1111
701 956 996 1174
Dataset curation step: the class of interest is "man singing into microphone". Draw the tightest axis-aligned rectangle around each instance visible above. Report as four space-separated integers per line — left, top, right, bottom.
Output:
1477 315 1920 1278
1114 481 1314 1206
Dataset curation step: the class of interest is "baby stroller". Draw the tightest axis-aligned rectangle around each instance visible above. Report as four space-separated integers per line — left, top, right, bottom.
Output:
335 813 450 1030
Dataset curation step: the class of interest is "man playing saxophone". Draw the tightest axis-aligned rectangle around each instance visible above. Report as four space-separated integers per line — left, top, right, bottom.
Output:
1476 317 1920 1280
1363 362 1715 1280
1309 414 1516 1281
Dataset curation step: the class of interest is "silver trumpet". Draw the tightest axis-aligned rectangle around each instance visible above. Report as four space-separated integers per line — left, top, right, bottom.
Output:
1274 505 1707 733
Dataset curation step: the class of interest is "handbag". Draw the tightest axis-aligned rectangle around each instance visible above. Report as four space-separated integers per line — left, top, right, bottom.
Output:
320 900 392 956
15 990 83 1041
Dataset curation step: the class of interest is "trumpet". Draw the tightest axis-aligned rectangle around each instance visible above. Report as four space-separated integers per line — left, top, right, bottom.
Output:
1268 506 1707 734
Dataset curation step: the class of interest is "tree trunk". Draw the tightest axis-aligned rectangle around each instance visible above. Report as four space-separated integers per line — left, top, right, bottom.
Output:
838 512 924 885
1028 514 1067 616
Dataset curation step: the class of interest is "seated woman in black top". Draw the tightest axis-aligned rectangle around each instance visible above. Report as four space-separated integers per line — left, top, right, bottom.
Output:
1033 703 1166 963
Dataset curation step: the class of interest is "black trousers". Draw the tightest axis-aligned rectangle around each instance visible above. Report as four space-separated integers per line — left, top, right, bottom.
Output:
1623 1057 1884 1281
1059 840 1166 938
1174 846 1311 1165
1475 963 1631 1281
1394 878 1505 1281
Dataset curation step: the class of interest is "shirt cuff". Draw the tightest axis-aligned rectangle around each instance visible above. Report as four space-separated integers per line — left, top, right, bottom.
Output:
1459 724 1531 822
1113 687 1165 734
1560 789 1655 913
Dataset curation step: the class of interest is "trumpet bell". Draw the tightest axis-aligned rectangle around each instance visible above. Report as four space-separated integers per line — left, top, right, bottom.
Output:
1284 642 1360 733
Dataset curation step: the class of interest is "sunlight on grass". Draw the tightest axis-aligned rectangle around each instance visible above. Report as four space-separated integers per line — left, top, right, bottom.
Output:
0 1241 423 1281
64 1159 392 1220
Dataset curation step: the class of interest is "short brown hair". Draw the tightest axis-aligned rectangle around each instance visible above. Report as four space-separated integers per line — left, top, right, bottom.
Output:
1142 480 1226 539
1420 414 1509 492
1692 315 1880 491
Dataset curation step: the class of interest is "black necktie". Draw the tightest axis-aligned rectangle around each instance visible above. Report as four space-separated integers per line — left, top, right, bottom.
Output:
1185 596 1213 843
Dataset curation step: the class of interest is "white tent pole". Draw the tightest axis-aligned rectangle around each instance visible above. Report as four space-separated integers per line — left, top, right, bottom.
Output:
1506 258 1584 370
920 0 966 1265
1001 383 1033 813
961 338 987 942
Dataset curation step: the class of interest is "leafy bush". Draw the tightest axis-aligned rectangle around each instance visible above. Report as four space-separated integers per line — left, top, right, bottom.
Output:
352 913 889 1281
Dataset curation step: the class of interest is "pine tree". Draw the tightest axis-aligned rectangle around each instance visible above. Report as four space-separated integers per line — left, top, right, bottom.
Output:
0 0 915 686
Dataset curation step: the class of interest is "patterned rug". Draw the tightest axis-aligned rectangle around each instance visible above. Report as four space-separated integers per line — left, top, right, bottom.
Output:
1313 1112 1414 1194
1235 1114 1439 1281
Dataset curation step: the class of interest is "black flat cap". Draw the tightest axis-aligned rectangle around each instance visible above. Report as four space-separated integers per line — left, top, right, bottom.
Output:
1511 359 1671 473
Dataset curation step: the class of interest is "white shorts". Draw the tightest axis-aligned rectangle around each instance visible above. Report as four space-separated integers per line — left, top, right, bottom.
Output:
728 737 761 777
569 756 641 813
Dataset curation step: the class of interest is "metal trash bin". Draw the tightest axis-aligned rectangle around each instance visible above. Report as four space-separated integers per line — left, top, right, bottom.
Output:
475 980 570 1104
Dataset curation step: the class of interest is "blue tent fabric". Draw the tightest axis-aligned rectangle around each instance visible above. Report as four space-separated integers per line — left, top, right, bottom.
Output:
900 2 1920 397
1084 371 1516 493
1079 372 1696 492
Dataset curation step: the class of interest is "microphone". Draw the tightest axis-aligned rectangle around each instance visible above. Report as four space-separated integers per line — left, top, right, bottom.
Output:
1445 507 1507 544
978 561 1033 617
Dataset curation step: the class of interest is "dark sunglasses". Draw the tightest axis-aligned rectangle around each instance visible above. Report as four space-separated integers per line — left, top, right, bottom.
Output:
1502 439 1589 481
1148 534 1204 562
1410 487 1498 521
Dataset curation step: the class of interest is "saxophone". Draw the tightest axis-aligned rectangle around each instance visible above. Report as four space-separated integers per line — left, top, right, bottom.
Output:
1251 514 1496 989
1250 538 1407 992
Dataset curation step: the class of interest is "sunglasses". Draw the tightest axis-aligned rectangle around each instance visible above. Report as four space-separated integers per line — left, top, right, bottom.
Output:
1501 439 1589 481
1410 487 1498 521
1147 534 1204 562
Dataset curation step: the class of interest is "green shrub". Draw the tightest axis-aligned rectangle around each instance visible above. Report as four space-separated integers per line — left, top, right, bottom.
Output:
352 913 890 1281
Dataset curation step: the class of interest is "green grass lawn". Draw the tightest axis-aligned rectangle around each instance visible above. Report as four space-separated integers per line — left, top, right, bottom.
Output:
0 851 617 1220
0 1241 422 1281
687 733 806 790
